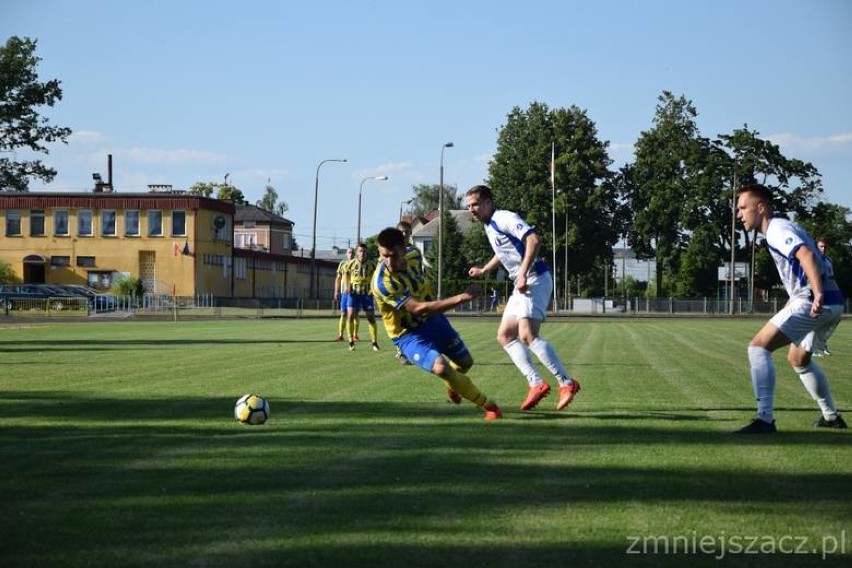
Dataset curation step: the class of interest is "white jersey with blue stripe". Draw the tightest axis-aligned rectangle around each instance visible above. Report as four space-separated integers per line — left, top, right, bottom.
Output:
485 209 548 281
765 217 844 305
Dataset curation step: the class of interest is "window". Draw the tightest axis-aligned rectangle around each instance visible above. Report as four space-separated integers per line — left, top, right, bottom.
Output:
5 210 22 236
30 210 45 236
236 233 256 248
78 210 93 236
147 210 163 236
77 256 96 267
125 210 140 236
171 210 186 236
54 210 70 236
50 256 71 267
102 210 116 236
235 257 247 279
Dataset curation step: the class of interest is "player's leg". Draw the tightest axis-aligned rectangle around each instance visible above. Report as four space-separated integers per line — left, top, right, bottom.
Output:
362 296 379 351
789 309 845 428
736 314 793 433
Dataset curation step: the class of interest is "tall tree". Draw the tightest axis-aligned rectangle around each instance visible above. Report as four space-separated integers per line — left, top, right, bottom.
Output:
488 101 616 296
625 91 703 296
0 36 71 191
407 183 461 218
256 181 288 216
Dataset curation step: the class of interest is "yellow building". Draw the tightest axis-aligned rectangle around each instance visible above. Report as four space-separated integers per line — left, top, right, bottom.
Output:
0 191 339 300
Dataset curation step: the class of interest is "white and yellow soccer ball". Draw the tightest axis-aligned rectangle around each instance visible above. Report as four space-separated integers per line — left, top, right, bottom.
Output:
234 393 270 425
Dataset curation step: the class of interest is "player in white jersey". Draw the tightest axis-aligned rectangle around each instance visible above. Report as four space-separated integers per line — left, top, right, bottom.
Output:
735 184 846 433
465 184 581 412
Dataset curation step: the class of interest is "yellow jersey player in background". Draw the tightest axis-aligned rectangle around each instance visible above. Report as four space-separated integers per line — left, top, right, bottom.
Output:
371 227 502 420
344 242 379 352
333 247 354 341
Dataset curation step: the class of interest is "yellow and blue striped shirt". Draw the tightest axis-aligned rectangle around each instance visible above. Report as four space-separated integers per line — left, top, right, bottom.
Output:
346 258 377 295
371 246 431 340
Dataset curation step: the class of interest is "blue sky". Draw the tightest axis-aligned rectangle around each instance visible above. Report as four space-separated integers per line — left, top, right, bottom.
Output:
3 0 851 250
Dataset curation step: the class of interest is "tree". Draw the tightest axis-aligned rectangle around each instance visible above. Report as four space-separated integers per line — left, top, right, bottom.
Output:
624 91 703 297
0 36 71 191
187 181 247 204
407 183 461 218
256 181 288 216
0 259 19 284
487 101 616 298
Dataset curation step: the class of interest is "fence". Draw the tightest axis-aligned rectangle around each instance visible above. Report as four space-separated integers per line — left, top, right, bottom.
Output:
2 294 849 319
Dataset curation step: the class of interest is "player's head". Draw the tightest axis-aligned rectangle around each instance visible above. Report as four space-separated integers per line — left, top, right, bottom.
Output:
345 247 354 259
817 237 828 254
736 184 773 232
377 228 407 272
465 184 495 223
396 220 412 242
356 243 367 261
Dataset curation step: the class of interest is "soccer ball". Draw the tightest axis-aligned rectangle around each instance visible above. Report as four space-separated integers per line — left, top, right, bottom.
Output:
234 393 270 425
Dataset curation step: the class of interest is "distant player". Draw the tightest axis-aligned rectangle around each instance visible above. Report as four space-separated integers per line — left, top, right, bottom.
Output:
372 227 502 420
333 247 354 341
734 184 845 433
345 243 379 352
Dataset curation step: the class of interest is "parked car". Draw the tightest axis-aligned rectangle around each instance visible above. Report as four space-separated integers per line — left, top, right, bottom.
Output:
48 284 119 312
0 284 117 312
0 284 82 311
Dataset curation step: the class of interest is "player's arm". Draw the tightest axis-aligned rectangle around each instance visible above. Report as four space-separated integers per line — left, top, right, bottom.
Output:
795 245 824 317
333 272 342 299
515 231 540 292
401 285 481 317
468 254 501 278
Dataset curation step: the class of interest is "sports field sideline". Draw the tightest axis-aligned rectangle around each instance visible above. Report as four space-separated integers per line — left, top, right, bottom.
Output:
0 318 849 567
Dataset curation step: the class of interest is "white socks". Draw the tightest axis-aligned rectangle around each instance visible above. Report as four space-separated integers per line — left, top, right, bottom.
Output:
503 339 541 386
794 363 837 420
529 337 573 387
748 345 775 423
503 338 573 387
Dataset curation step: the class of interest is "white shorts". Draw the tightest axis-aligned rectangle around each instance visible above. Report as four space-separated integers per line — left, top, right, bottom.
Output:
503 270 553 321
769 298 842 353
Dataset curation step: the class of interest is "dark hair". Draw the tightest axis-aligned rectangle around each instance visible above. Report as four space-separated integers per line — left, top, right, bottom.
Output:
466 184 493 201
377 227 405 249
816 236 828 246
736 183 772 204
396 220 411 232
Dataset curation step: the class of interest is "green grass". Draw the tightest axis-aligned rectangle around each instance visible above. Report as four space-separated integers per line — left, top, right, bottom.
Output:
0 317 849 567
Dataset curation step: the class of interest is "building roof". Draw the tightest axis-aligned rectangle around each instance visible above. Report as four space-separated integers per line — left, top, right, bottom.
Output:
235 204 293 225
413 209 476 238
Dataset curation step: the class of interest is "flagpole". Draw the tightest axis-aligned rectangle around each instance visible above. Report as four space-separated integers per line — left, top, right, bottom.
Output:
551 142 558 312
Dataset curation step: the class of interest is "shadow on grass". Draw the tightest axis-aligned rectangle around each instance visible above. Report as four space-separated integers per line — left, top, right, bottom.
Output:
0 392 849 567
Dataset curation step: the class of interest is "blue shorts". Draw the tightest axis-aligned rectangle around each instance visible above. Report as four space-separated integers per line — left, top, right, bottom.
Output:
338 292 350 313
345 292 375 313
393 315 470 373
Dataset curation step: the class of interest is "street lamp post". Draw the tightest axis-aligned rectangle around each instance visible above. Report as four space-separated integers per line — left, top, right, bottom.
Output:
357 175 388 244
399 198 413 222
437 142 453 299
311 158 347 300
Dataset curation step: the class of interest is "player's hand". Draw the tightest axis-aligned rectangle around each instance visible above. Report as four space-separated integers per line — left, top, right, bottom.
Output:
463 285 482 300
810 293 824 318
468 266 485 278
515 274 529 293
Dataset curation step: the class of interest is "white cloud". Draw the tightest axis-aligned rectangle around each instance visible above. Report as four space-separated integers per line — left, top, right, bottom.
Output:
114 147 228 165
766 132 852 155
68 130 105 144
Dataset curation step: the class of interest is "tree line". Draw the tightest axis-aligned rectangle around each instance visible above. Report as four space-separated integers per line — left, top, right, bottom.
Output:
2 36 849 299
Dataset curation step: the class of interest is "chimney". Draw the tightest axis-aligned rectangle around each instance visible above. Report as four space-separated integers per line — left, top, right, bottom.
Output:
107 154 113 192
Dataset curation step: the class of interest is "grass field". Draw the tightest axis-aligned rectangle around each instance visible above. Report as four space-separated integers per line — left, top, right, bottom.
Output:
0 317 849 567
